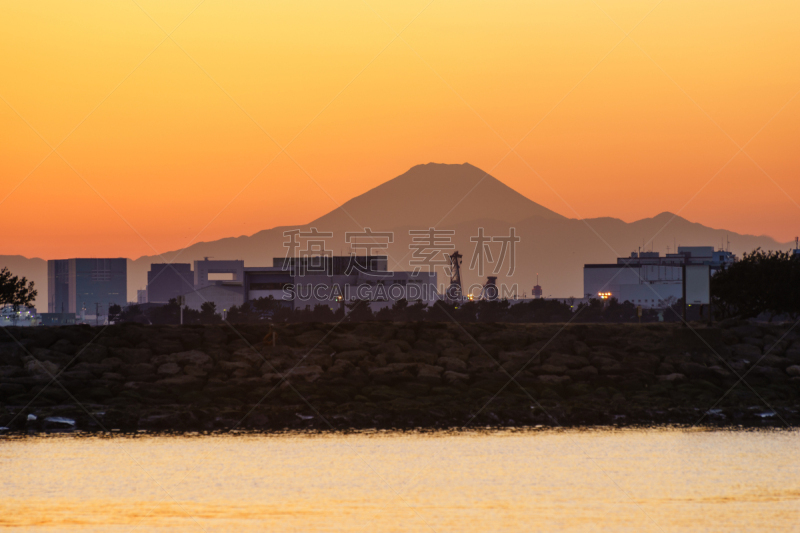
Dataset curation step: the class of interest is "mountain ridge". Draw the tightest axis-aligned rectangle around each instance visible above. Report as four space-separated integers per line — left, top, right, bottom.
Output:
1 163 793 303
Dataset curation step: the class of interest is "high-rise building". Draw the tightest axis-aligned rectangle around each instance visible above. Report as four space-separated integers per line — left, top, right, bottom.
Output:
146 263 194 304
47 258 127 315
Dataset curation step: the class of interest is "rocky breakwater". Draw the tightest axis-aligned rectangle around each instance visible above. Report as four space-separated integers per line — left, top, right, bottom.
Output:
1 320 799 433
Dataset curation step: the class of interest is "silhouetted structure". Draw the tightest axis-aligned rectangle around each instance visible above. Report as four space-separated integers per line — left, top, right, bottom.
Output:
532 274 543 299
584 246 735 309
446 251 463 301
47 258 127 314
146 263 193 304
175 256 436 314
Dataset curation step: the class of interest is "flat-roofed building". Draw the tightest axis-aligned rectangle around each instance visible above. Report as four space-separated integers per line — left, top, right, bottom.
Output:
177 256 437 313
147 263 194 304
47 258 127 316
583 246 735 309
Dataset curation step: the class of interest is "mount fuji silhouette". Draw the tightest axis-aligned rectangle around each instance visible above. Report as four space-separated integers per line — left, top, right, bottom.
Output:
2 163 791 302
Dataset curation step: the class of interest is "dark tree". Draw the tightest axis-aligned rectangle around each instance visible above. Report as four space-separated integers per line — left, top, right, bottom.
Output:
200 301 222 324
347 299 374 321
147 299 180 324
311 304 336 322
712 249 800 321
108 304 122 323
0 267 37 311
406 299 429 321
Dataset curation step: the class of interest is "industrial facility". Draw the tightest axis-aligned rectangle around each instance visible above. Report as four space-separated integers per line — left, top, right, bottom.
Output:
46 258 127 321
583 246 736 309
146 263 193 304
145 256 439 317
17 242 770 324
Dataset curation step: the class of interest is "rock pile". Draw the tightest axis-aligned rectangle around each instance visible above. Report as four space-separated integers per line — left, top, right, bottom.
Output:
1 320 799 432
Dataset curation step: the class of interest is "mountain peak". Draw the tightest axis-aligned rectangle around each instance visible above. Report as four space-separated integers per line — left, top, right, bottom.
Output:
310 162 565 231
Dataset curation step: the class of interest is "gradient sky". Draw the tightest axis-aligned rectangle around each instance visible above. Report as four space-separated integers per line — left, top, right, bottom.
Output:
1 0 799 259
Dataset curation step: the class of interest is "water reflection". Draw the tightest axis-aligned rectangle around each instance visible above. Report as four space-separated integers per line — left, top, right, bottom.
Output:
1 428 798 531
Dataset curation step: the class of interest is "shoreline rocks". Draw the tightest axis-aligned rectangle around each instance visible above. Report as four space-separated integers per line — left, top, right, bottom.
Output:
1 320 799 433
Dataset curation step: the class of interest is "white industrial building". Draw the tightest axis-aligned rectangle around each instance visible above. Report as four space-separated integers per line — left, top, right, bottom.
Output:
583 246 735 309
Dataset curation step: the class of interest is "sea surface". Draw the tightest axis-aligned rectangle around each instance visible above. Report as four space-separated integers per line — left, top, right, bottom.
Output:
1 428 798 532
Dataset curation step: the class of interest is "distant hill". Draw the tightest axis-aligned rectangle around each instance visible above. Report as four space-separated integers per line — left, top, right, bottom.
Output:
1 163 793 304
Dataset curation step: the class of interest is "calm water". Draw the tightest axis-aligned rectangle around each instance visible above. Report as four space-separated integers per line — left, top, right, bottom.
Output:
1 429 798 532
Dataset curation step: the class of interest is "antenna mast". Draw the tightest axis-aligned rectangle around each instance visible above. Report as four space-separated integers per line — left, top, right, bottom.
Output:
446 251 463 301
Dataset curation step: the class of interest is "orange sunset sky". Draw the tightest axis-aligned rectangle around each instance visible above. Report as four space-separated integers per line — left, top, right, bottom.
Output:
1 0 799 260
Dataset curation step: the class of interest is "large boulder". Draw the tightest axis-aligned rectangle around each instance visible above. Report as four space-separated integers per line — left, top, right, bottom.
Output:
440 345 471 361
284 365 324 383
443 370 469 385
622 353 661 373
0 366 24 378
231 348 263 366
487 329 529 350
70 362 115 376
148 338 184 355
657 373 686 383
110 348 153 365
468 354 497 373
49 339 77 355
742 336 764 348
325 359 354 378
157 362 181 376
437 357 467 373
330 336 363 352
335 350 371 363
155 375 204 391
29 348 70 365
573 341 591 356
218 361 253 377
435 338 462 353
295 329 327 347
417 364 444 385
368 363 416 384
546 353 590 369
678 362 719 381
391 350 437 366
96 337 130 349
538 364 568 375
119 363 158 382
731 324 763 339
75 344 109 364
0 382 27 397
24 358 60 376
538 374 571 385
759 355 789 369
184 365 208 377
748 366 787 382
566 366 598 381
731 344 762 359
203 327 228 345
0 342 27 365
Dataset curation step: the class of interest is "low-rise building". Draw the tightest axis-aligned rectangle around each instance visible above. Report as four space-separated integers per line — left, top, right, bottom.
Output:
583 246 735 309
177 256 438 314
